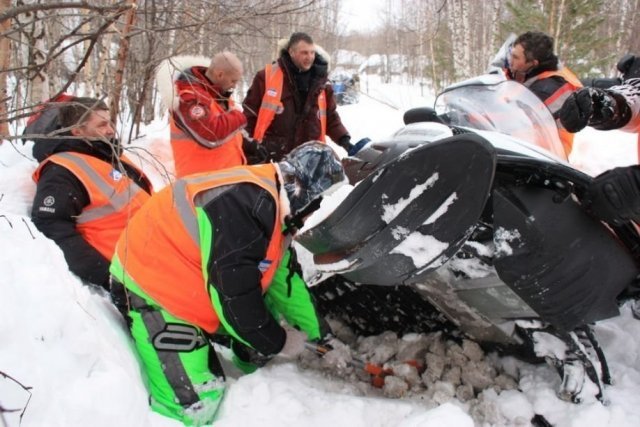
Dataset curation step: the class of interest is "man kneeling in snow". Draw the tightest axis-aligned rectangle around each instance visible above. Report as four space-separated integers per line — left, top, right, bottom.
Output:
109 142 344 425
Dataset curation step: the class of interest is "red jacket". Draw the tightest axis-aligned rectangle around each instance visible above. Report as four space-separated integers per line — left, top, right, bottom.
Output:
171 66 247 177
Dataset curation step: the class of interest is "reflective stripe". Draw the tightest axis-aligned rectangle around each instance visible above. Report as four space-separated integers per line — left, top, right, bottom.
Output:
259 101 281 112
183 168 277 195
78 186 144 224
522 67 582 156
170 70 247 177
173 120 242 148
129 291 202 407
52 152 141 225
544 83 574 114
253 62 327 143
317 89 327 141
54 152 118 197
173 169 278 246
113 163 284 333
173 179 200 247
524 67 583 91
252 63 283 142
546 93 572 113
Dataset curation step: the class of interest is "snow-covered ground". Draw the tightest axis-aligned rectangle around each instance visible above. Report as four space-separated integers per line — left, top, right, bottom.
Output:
1 80 639 427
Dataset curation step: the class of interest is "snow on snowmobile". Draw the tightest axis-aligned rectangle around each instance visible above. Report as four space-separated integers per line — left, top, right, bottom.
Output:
297 74 640 404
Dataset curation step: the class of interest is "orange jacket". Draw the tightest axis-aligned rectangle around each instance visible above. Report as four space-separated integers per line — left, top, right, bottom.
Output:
252 62 327 143
113 164 285 333
523 67 583 156
33 152 151 260
171 94 246 178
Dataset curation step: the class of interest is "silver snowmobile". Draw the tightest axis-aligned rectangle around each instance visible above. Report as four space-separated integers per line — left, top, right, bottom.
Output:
297 75 640 404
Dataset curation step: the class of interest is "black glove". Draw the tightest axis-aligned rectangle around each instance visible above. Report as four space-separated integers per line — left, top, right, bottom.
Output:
242 137 271 165
559 88 617 132
337 135 352 151
583 166 640 225
617 54 640 81
231 339 272 368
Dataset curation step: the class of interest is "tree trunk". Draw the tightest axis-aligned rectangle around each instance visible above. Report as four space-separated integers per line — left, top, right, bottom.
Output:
0 0 10 139
110 0 137 126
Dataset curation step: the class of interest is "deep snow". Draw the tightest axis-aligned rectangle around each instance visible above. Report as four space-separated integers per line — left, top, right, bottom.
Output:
1 77 639 427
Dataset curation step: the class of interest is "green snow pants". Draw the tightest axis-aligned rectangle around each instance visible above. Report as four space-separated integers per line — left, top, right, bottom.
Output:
111 279 225 426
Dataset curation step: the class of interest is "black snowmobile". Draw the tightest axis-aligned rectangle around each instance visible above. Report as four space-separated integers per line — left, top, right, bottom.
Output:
297 75 640 404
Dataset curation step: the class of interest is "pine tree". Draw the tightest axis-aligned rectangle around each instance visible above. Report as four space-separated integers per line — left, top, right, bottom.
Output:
502 0 611 77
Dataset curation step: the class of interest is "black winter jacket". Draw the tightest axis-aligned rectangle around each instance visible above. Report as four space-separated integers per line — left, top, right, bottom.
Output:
507 57 568 112
243 50 349 161
31 136 151 289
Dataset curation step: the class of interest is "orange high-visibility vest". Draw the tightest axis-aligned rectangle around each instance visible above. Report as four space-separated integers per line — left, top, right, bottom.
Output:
252 62 327 143
113 164 285 333
171 96 245 178
524 67 583 156
33 152 151 259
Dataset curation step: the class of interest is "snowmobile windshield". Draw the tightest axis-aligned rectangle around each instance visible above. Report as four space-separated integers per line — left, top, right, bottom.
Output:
435 77 567 160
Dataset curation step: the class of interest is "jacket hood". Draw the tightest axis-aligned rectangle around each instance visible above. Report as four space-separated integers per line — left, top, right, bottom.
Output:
156 55 211 111
32 134 120 163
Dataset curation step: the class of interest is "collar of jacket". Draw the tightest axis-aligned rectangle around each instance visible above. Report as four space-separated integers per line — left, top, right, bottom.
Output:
179 66 229 100
524 55 560 80
32 133 121 164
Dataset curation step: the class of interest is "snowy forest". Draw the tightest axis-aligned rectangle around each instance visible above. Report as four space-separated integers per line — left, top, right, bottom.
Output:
1 0 639 140
3 1 640 427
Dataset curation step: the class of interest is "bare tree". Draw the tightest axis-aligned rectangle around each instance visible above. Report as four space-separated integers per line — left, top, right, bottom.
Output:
1 0 324 141
110 0 137 125
0 0 11 138
2 0 638 145
447 0 472 79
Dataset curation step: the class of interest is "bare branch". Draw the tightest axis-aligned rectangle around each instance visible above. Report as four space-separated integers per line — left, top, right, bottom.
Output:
0 1 134 24
0 370 33 423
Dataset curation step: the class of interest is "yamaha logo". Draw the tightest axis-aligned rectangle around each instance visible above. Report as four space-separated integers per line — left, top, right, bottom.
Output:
43 195 55 206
